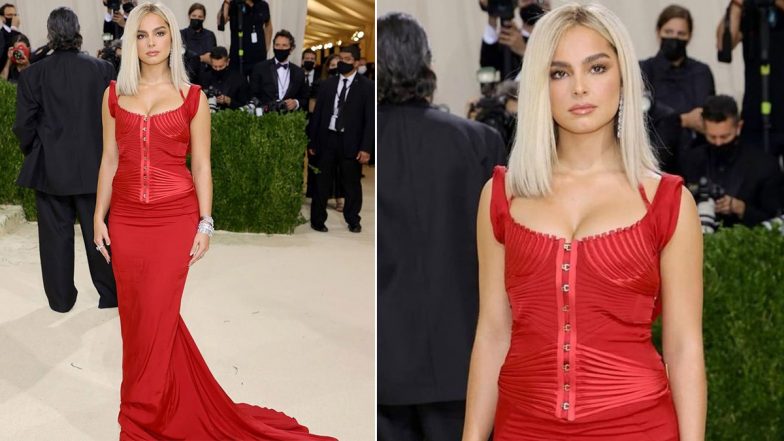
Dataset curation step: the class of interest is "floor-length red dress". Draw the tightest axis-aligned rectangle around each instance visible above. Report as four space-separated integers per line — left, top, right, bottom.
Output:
489 166 683 440
106 80 337 441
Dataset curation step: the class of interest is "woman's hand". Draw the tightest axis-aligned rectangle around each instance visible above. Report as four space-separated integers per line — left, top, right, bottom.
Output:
189 232 210 266
94 220 111 263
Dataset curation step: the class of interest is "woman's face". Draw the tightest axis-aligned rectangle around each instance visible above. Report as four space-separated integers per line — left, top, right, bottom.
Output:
548 25 621 138
328 57 339 70
658 17 690 43
189 9 205 21
136 13 172 66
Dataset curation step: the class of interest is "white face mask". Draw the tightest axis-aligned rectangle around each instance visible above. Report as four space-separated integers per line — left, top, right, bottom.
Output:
358 66 367 75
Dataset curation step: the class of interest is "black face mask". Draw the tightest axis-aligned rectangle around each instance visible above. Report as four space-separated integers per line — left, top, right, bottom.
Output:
519 3 545 25
122 3 134 14
303 61 315 71
660 38 687 62
337 61 354 75
273 48 290 63
4 17 11 27
328 67 338 76
189 18 204 31
213 68 227 79
711 136 739 161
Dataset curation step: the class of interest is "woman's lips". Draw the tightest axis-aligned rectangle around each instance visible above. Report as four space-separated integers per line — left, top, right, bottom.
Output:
146 50 160 57
569 104 597 115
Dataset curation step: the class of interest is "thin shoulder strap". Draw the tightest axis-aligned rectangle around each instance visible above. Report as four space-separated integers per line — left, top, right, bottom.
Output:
490 166 510 244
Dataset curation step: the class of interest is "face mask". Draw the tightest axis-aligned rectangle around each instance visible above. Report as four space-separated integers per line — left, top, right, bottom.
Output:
4 17 11 27
122 3 134 14
337 61 354 75
660 38 687 62
712 135 739 154
358 66 367 75
213 68 227 79
189 18 204 31
273 48 290 63
328 67 338 76
303 61 315 71
519 3 545 25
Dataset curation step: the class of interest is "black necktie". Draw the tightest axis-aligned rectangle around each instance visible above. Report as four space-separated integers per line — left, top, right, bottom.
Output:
335 78 349 131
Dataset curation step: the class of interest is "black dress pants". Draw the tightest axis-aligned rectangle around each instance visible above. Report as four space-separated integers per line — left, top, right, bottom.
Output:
377 401 466 441
310 131 362 227
35 191 118 312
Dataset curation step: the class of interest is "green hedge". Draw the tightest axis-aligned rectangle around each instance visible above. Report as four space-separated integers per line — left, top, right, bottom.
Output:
652 226 784 440
0 80 308 233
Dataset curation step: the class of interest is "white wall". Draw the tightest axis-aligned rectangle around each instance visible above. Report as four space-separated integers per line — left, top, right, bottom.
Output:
15 0 308 63
377 0 745 117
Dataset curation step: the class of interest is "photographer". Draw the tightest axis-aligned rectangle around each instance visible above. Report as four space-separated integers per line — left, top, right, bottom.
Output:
1 3 20 69
96 37 121 74
641 5 715 173
479 0 549 80
249 30 308 112
717 0 784 158
198 46 248 111
218 0 272 78
1 32 29 83
468 79 517 153
181 2 216 83
680 95 784 230
101 0 135 40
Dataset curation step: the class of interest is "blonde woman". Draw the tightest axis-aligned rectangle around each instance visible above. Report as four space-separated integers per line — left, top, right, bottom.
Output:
93 2 335 439
463 3 706 441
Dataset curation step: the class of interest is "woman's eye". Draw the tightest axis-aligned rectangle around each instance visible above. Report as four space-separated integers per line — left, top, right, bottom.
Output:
590 64 607 74
550 70 567 80
136 34 145 40
156 31 166 37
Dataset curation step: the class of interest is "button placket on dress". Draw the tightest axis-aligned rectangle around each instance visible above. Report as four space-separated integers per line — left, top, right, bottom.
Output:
555 239 578 421
141 116 150 203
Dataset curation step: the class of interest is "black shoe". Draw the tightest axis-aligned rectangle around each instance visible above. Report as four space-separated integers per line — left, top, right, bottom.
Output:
348 224 362 233
311 224 328 232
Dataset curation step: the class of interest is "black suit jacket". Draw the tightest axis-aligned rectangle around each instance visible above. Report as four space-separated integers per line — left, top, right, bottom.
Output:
378 101 507 405
308 73 374 158
249 59 308 110
14 50 115 195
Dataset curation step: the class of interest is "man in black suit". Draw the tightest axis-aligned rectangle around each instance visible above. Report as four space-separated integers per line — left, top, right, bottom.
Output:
308 45 373 233
377 13 507 441
13 7 117 313
301 48 319 114
249 29 308 112
199 46 249 110
0 3 20 69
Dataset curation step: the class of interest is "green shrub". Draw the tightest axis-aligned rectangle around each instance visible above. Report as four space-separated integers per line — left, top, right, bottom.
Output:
0 80 308 233
653 226 784 440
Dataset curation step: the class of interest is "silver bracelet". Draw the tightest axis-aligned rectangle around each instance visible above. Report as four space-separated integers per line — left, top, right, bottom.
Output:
200 215 214 226
198 220 214 237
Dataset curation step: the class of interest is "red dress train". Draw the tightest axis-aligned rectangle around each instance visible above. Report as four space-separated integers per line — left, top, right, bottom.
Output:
107 81 336 440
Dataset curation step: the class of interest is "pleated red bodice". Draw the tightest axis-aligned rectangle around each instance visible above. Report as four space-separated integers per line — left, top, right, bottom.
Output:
490 166 683 439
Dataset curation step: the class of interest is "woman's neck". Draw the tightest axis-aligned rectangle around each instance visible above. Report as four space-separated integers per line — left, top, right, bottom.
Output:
139 61 172 86
554 123 622 175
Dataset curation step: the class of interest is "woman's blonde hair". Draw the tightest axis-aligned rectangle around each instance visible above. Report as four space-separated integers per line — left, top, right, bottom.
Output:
507 2 660 197
116 1 189 96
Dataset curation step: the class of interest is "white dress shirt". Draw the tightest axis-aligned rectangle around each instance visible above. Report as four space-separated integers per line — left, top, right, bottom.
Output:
329 71 357 132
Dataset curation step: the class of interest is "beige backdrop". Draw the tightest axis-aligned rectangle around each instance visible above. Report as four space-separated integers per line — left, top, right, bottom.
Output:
14 0 309 63
377 0 746 117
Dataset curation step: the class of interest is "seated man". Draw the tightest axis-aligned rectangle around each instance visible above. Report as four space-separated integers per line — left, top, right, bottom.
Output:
249 29 308 112
198 46 248 110
680 95 784 229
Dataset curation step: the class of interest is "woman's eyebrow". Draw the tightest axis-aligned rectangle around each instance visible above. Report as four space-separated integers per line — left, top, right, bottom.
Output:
137 26 168 34
551 52 611 68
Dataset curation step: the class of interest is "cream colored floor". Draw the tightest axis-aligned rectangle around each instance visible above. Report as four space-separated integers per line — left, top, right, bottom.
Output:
0 168 375 441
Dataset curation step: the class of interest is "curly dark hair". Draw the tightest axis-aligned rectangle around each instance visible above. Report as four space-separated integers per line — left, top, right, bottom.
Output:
377 12 436 105
274 29 295 49
47 7 82 51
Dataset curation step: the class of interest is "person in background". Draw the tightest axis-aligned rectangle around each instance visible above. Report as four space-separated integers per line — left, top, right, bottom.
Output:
377 12 506 441
641 4 715 174
102 0 136 40
198 46 248 110
181 2 216 84
302 48 319 112
249 29 308 112
218 0 272 78
680 95 784 228
321 53 339 79
1 32 29 82
307 53 342 204
0 3 20 69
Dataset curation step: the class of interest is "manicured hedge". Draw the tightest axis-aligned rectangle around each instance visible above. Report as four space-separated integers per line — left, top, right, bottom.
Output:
0 80 308 233
652 225 784 440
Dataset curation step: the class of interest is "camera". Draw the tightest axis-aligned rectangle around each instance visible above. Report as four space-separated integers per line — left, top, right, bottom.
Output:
11 43 29 64
105 0 121 12
266 100 289 113
470 68 517 152
99 33 121 70
204 86 223 113
487 0 516 22
692 177 726 234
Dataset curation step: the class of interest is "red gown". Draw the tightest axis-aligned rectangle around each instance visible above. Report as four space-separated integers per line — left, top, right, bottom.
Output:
107 81 336 441
489 166 683 440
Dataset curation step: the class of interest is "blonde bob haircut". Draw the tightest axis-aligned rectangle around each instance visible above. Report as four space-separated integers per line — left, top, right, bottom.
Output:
507 2 660 198
115 1 190 97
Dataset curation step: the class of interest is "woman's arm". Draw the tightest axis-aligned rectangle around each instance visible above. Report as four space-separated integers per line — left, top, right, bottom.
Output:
660 187 707 441
188 90 213 266
94 87 120 263
463 181 512 441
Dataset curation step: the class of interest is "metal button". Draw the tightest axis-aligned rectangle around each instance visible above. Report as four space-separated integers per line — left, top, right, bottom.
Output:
562 263 570 271
564 242 571 251
562 402 570 410
562 284 570 293
562 305 569 312
142 127 147 131
143 136 147 141
563 384 571 391
563 344 570 351
564 324 571 332
563 363 570 372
